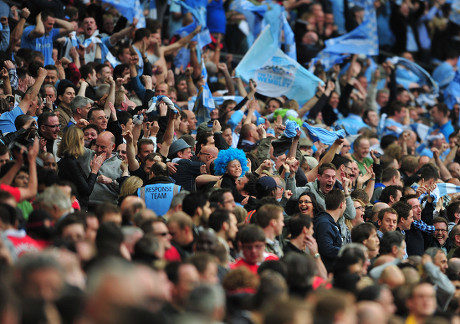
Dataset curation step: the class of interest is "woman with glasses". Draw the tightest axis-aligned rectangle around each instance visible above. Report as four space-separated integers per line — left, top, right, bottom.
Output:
295 192 324 218
57 126 104 211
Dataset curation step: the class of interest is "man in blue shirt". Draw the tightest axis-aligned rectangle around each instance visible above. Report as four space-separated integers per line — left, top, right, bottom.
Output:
335 101 369 135
0 67 47 134
21 10 75 66
382 102 408 137
427 103 455 143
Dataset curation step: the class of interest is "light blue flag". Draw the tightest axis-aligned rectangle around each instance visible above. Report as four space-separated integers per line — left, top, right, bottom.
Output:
323 18 378 55
101 0 146 28
193 60 216 124
236 26 323 106
321 0 378 56
174 0 212 49
201 60 215 110
302 122 346 145
262 3 296 59
282 15 296 60
387 57 439 95
230 0 268 45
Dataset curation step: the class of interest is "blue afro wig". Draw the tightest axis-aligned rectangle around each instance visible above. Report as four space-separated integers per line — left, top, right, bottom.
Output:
214 148 249 176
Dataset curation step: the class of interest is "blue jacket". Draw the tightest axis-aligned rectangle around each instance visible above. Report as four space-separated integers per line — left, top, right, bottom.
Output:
313 211 342 273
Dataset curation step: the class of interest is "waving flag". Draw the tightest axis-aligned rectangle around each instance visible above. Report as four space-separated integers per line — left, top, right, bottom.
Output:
236 26 323 105
101 0 145 28
230 0 268 45
174 0 212 49
193 60 216 124
387 57 439 95
311 0 377 70
262 3 296 59
302 122 346 145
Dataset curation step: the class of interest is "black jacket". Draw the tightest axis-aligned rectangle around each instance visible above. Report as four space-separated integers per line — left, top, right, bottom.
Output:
314 211 342 272
57 154 98 211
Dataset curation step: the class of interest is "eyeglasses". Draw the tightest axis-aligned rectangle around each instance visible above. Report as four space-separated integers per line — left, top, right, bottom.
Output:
434 229 447 233
355 206 365 211
45 124 60 129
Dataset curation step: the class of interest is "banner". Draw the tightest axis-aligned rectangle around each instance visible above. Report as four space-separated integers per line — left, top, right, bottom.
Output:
236 26 323 105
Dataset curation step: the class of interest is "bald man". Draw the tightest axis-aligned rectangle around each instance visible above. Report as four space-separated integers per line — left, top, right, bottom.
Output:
197 145 218 164
79 131 124 208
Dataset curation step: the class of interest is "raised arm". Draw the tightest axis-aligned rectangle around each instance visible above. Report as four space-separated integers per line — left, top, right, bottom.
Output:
19 138 39 202
28 13 45 39
18 67 47 114
305 138 343 182
104 77 116 118
162 25 201 56
159 107 176 158
55 17 76 37
123 130 140 171
109 19 137 45
217 63 235 95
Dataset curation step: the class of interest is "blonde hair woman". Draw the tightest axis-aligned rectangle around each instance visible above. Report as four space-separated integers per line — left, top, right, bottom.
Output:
57 126 105 211
119 176 143 200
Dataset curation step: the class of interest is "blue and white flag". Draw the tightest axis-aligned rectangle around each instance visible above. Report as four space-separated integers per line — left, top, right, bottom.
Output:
236 26 323 106
419 183 460 203
101 0 146 28
388 57 439 95
193 60 216 124
302 122 346 145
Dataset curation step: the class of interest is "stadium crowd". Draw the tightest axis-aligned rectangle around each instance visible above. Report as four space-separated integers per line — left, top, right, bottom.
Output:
1 0 460 323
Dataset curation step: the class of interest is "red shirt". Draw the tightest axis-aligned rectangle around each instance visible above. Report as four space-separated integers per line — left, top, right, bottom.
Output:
164 245 181 261
5 229 42 257
230 252 279 274
0 184 21 202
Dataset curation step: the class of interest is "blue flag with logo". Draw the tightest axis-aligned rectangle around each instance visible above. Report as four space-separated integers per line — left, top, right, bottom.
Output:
101 0 146 28
236 26 323 106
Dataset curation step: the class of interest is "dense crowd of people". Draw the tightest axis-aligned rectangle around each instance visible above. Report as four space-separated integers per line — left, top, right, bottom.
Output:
0 0 460 323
